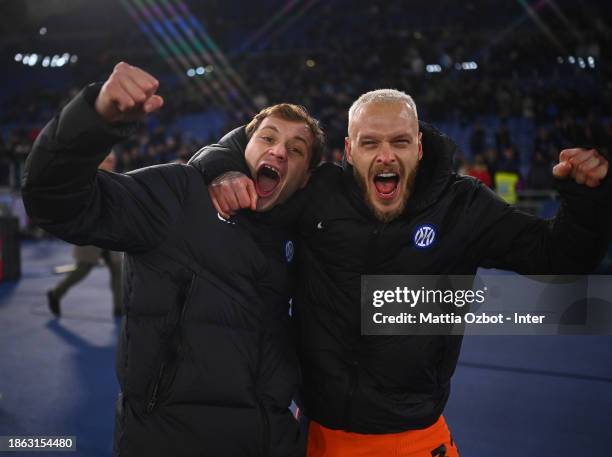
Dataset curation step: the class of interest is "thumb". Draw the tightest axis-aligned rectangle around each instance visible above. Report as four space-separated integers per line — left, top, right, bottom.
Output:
143 95 164 113
552 161 572 179
208 187 230 220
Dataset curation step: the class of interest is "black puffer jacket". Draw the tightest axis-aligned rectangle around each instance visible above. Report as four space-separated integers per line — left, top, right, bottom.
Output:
22 85 303 457
192 124 610 433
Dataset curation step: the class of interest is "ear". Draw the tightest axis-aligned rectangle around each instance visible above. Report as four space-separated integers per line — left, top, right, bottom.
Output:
344 137 353 165
417 131 423 161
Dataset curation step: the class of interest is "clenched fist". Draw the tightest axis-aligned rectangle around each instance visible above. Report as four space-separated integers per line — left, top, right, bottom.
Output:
552 148 609 188
94 62 164 123
208 172 257 219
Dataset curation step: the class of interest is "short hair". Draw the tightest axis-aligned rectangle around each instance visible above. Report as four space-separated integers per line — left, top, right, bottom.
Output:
348 89 418 133
245 103 325 169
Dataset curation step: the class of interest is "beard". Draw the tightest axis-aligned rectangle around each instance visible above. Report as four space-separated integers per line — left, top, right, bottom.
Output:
353 161 419 223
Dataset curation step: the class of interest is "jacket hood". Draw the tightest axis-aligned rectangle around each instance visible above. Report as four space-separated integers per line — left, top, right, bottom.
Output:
341 120 458 217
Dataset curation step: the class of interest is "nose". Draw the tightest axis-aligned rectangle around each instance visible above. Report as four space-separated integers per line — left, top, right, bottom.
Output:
376 143 396 164
269 143 287 161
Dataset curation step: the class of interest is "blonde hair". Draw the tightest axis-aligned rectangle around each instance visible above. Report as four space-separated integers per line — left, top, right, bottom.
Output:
348 89 418 134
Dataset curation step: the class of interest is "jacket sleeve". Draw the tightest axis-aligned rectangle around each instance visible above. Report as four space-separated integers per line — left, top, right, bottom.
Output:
22 84 188 253
467 175 611 274
188 126 250 184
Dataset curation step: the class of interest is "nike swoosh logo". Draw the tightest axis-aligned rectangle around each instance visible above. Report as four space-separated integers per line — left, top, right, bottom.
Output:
217 213 235 225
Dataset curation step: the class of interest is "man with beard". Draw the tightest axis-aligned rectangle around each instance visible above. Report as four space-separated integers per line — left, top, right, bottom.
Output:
191 89 610 457
22 62 325 457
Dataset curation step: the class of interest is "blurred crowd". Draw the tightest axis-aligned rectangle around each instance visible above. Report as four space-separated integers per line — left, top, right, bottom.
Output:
2 2 611 199
2 76 609 198
456 112 611 194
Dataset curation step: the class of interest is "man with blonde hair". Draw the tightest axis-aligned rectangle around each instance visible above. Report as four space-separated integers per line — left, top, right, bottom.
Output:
187 88 611 456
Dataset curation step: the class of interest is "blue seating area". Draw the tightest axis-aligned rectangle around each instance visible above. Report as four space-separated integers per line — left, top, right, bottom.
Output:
434 116 536 170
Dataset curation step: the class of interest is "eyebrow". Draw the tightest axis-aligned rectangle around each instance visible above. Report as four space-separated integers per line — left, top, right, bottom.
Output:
391 133 413 141
260 126 280 134
360 132 414 141
260 125 309 147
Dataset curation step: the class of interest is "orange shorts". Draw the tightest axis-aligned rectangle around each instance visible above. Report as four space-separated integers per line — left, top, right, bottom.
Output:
307 416 459 457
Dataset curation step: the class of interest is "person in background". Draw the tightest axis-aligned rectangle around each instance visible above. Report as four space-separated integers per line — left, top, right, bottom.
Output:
469 121 485 157
494 144 522 203
46 152 123 317
467 153 493 188
527 150 554 190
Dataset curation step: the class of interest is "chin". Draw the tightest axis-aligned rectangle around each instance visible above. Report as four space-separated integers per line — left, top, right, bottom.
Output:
368 193 407 223
374 206 403 223
256 199 274 212
257 191 285 211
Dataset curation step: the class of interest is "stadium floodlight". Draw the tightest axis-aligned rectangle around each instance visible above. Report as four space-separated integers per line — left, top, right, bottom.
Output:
196 66 205 75
56 54 69 67
186 68 196 77
15 53 23 62
42 56 50 67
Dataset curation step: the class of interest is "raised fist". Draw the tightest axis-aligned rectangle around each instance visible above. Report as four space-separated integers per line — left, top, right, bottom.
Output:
552 148 609 188
94 62 164 123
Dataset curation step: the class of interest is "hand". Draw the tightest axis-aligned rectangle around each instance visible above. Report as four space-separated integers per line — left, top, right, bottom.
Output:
94 62 164 123
208 172 257 219
552 148 608 188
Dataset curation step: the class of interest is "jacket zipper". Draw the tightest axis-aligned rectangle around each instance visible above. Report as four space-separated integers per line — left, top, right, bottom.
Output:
344 224 382 427
146 273 197 413
255 325 270 457
146 362 166 413
343 361 359 429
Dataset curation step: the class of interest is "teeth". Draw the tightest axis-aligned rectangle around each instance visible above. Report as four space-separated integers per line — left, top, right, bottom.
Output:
263 165 279 175
377 172 398 178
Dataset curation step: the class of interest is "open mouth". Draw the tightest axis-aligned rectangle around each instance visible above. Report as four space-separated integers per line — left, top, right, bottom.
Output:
255 164 281 197
373 172 400 199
